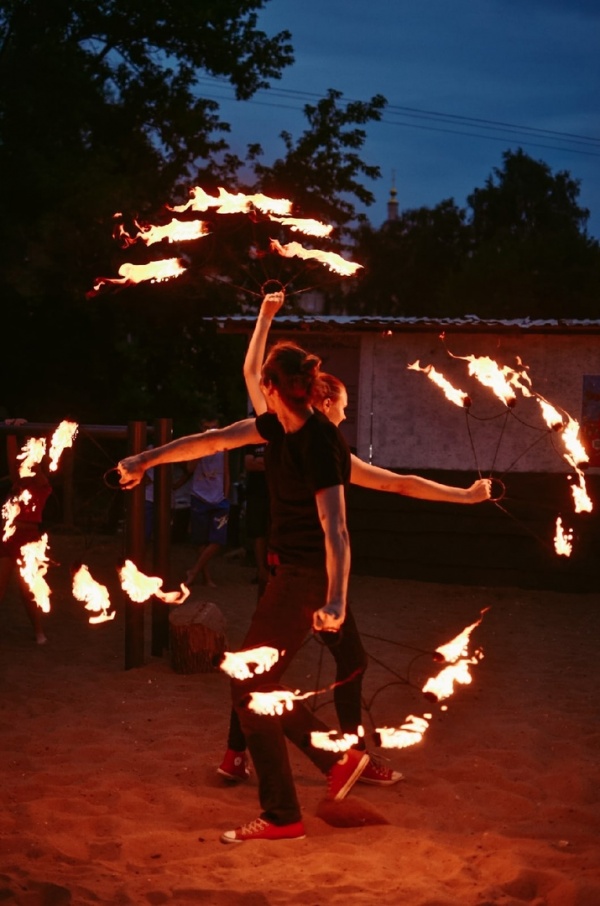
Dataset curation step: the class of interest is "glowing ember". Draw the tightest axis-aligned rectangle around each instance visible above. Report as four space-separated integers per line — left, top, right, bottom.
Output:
118 559 189 604
554 517 573 557
270 216 333 238
48 420 79 472
170 186 292 217
18 533 51 613
310 726 364 752
72 564 115 624
220 646 281 680
376 715 431 750
269 239 363 276
408 360 470 408
115 218 210 247
18 437 47 478
89 258 186 296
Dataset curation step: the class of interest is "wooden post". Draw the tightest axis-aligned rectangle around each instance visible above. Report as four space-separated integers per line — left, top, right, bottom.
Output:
124 421 147 670
151 417 172 657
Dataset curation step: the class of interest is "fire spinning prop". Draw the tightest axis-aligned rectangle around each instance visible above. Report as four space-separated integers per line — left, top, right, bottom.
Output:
409 339 594 558
88 186 363 299
217 610 488 754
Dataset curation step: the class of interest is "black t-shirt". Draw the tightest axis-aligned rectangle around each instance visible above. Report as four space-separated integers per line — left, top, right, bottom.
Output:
256 410 351 567
244 442 268 497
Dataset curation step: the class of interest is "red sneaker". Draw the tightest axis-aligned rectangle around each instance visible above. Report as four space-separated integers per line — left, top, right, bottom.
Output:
220 817 306 844
326 748 369 800
217 749 250 782
358 756 404 786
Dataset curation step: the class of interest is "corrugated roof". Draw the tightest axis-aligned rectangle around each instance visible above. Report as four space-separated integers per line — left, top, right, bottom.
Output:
214 314 600 334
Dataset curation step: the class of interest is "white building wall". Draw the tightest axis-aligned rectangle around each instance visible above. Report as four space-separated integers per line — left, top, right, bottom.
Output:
356 331 600 474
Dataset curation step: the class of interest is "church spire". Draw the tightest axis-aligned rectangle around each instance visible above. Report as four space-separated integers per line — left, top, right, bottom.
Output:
387 170 399 221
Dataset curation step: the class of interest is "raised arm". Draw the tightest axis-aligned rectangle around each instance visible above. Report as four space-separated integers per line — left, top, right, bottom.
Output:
118 419 261 489
243 291 285 416
312 485 351 632
350 454 491 504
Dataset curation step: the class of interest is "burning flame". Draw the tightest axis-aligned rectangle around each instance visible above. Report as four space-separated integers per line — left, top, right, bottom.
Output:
72 564 115 624
18 533 52 613
569 472 593 514
246 688 315 716
118 559 189 604
2 490 31 541
422 656 482 702
89 258 186 296
170 186 293 217
115 218 210 247
376 715 431 750
554 517 573 557
220 646 281 680
310 726 364 753
434 608 488 664
269 238 363 276
372 611 488 750
48 420 79 472
460 354 519 407
270 216 333 238
422 608 488 702
407 360 470 408
17 437 47 478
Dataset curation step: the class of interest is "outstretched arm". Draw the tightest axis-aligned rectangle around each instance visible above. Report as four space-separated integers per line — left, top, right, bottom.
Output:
118 419 261 489
350 455 491 504
243 291 285 415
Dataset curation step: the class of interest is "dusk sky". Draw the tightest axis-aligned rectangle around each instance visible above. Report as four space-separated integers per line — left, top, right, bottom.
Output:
198 0 600 238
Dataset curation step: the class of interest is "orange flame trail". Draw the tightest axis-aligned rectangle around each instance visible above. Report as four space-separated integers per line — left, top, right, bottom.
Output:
18 534 52 613
118 559 189 604
89 258 186 297
115 218 210 247
269 238 363 276
17 437 46 477
220 646 281 680
170 186 293 216
554 517 573 557
310 726 365 753
48 420 79 472
407 360 470 408
270 215 333 238
72 564 115 624
376 715 431 750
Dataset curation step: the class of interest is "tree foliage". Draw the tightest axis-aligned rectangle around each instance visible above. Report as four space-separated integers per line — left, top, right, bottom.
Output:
0 1 387 422
347 149 600 319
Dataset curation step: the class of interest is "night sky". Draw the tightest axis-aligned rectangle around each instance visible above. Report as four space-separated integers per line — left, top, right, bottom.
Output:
199 0 600 237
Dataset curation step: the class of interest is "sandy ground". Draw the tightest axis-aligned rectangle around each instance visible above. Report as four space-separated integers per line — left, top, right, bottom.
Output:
1 531 599 906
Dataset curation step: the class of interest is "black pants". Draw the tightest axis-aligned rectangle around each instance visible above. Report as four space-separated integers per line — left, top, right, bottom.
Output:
229 564 368 825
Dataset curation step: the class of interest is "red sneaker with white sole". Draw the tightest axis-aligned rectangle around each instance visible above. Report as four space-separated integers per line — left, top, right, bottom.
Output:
217 749 250 782
220 817 306 844
326 748 369 800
